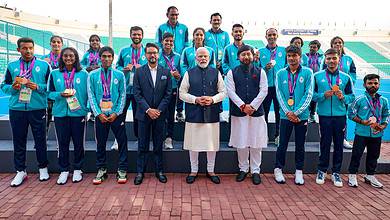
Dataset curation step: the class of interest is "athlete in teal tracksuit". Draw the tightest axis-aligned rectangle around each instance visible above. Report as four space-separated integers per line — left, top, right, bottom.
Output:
180 46 216 74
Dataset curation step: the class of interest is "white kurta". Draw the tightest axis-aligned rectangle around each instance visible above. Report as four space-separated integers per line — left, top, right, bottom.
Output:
226 68 269 149
179 69 226 152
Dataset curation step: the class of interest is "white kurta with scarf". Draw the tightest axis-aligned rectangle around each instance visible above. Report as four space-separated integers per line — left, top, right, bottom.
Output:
179 70 226 152
226 68 269 149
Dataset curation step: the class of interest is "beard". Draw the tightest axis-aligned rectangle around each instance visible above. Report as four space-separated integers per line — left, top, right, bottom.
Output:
132 38 141 44
366 87 379 94
198 62 208 68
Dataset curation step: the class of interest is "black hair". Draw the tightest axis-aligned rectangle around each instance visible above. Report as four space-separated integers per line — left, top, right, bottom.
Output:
285 45 302 56
330 36 345 55
324 48 339 57
130 26 144 36
58 47 82 72
88 34 101 52
99 46 114 57
265 28 278 35
237 45 254 57
162 32 174 40
210 12 222 20
166 6 178 14
192 27 206 46
290 36 304 47
309 40 321 49
364 74 380 84
232 23 244 31
50 35 63 44
17 37 34 48
145 43 160 53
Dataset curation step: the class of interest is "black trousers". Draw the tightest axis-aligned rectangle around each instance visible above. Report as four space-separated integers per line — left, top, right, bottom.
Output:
123 94 138 138
166 88 178 138
263 86 280 137
348 135 382 175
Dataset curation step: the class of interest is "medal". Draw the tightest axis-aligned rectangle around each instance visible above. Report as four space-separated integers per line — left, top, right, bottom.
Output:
288 98 294 106
366 95 381 127
369 116 377 124
15 76 28 85
332 85 339 91
270 60 276 66
326 69 340 91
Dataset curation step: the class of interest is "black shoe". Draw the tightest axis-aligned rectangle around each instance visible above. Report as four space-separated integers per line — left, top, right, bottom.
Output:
133 173 144 185
206 173 220 184
252 173 261 185
155 172 167 183
186 174 198 184
236 171 248 182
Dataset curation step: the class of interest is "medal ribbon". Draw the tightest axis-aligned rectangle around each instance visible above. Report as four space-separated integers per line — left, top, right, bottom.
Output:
366 95 382 122
89 51 99 65
288 70 299 98
309 53 318 72
325 70 340 90
63 68 76 89
131 48 141 66
49 52 59 68
163 54 176 71
100 70 112 99
19 57 36 79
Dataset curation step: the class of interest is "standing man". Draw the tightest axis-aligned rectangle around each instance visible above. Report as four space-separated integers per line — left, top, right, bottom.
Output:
116 26 147 150
226 45 268 185
313 48 355 187
179 47 226 184
158 33 181 149
306 40 324 123
273 46 313 185
155 6 188 122
222 24 249 75
348 74 388 188
259 28 286 145
290 36 308 67
205 12 230 74
1 37 51 186
133 43 172 185
88 46 128 185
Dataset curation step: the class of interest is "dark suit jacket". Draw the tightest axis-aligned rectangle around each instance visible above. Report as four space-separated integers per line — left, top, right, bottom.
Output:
133 64 172 121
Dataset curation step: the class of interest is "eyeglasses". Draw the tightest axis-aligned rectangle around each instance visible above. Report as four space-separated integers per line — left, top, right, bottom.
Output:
146 52 158 55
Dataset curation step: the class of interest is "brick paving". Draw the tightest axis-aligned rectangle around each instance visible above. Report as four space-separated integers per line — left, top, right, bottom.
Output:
380 142 390 161
1 173 390 219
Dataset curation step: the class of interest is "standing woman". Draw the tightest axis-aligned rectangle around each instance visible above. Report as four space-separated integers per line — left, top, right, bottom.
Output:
42 35 63 128
330 36 357 149
48 47 89 185
81 34 101 72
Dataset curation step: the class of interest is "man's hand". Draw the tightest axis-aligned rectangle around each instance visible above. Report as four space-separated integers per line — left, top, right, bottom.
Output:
203 96 214 106
195 97 206 106
135 64 141 69
243 104 255 115
12 82 21 90
123 64 134 72
26 81 38 90
287 111 300 123
60 92 73 97
360 119 372 126
107 113 117 122
171 70 181 80
147 109 161 120
216 61 221 69
324 90 334 99
334 90 344 100
98 113 109 123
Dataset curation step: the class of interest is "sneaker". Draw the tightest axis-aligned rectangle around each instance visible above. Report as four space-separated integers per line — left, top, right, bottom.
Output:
39 167 50 181
308 114 316 123
111 139 119 151
274 136 280 146
364 175 383 188
274 168 285 184
10 171 27 187
348 174 358 187
164 137 173 149
72 170 83 183
316 170 326 185
295 170 304 185
57 171 69 185
116 170 127 184
93 168 108 185
332 173 343 187
176 111 185 122
343 139 353 149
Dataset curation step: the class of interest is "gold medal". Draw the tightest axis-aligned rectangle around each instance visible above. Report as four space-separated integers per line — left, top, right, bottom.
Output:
369 116 377 124
332 85 339 91
288 98 294 106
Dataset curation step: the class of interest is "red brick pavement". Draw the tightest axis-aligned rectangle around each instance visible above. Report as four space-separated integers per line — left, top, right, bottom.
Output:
380 142 390 161
1 173 390 219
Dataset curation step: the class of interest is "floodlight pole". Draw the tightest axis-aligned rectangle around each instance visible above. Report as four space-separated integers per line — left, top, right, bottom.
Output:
108 0 113 48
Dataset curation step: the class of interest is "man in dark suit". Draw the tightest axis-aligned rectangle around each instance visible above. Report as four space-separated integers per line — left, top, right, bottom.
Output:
133 43 172 185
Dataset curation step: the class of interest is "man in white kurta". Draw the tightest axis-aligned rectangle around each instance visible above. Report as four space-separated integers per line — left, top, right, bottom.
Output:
179 47 226 184
226 45 268 185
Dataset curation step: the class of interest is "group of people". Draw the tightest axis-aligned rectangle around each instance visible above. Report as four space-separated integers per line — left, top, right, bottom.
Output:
1 6 388 189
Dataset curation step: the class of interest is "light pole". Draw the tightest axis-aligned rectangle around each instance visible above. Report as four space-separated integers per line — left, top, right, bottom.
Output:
108 0 113 48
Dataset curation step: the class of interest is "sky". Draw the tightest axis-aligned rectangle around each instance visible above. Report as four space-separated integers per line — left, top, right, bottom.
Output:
1 0 390 30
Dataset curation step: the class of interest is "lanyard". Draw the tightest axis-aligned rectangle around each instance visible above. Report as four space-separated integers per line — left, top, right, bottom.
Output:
19 57 36 79
162 53 176 71
100 69 112 98
288 70 299 98
63 68 76 89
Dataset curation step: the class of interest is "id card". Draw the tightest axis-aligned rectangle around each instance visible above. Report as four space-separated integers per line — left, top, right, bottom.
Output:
19 87 32 103
100 100 113 113
66 96 81 112
129 71 134 86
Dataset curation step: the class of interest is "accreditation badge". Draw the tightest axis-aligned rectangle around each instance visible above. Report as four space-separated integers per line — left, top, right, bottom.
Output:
66 96 81 112
218 50 223 60
100 98 113 113
129 71 134 86
19 87 32 103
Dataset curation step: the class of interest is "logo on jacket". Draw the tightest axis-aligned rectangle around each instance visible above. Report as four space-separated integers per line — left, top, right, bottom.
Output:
278 52 282 57
283 80 287 84
179 29 183 35
35 66 40 72
299 77 304 83
321 79 325 82
76 78 81 84
57 78 61 83
14 68 18 72
114 79 118 84
364 106 368 110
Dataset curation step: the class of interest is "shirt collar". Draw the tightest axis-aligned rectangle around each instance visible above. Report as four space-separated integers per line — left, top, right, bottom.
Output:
209 28 223 34
286 65 302 74
148 64 158 71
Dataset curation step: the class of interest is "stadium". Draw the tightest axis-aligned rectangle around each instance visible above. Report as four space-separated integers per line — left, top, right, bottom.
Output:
0 1 390 219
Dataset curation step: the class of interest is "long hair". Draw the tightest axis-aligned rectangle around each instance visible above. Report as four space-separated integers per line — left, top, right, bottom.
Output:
58 47 82 72
88 34 101 52
192 27 206 46
330 36 345 55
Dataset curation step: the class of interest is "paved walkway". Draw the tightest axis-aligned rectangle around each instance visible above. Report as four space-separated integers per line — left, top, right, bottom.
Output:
0 173 390 219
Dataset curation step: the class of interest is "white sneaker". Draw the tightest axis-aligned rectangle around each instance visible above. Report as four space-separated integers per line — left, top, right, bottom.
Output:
164 137 173 149
343 139 353 149
274 136 280 146
57 171 69 185
72 170 83 183
316 170 326 185
39 167 50 181
332 173 343 187
364 175 383 188
274 168 285 184
111 139 119 151
348 174 358 187
10 171 27 187
295 170 304 185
